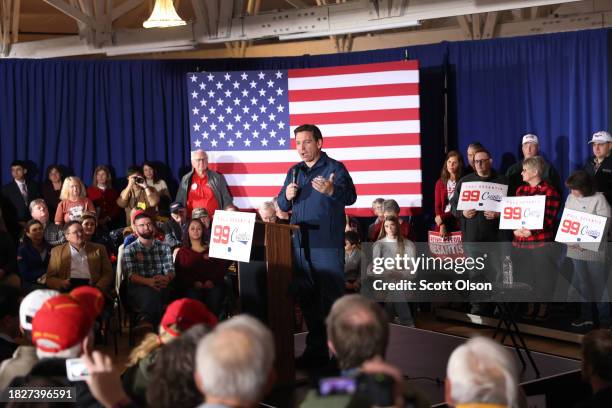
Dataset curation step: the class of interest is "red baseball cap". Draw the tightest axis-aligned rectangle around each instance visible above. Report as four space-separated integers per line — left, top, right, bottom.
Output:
32 295 94 353
70 286 105 321
161 298 218 337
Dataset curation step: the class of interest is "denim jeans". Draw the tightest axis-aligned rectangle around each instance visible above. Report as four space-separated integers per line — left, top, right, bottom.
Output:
570 259 610 324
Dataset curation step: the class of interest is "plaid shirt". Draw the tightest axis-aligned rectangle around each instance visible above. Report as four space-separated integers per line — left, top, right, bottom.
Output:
513 181 560 249
123 239 174 278
44 223 65 247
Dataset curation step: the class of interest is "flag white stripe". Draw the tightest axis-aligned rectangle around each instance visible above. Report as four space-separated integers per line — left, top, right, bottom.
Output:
289 121 420 136
224 170 422 186
288 70 419 90
289 95 419 114
233 194 422 209
207 145 421 163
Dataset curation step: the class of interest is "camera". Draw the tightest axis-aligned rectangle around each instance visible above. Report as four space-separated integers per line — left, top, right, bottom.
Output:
134 176 145 184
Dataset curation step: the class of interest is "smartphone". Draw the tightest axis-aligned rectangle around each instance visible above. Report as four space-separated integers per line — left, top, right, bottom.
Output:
318 377 356 396
66 358 89 381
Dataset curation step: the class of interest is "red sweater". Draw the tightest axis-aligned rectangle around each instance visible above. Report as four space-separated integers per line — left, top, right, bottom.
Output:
434 178 460 231
174 247 227 287
87 186 121 221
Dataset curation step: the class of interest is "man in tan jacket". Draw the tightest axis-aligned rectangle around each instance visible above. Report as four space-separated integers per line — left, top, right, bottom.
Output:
46 220 113 295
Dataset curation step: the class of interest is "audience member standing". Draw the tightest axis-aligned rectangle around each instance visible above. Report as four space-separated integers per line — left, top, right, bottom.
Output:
465 142 483 175
117 166 160 227
367 197 385 242
40 165 64 219
176 150 234 219
54 176 95 225
564 170 611 328
434 151 463 236
506 134 561 195
1 160 41 238
87 165 121 230
585 131 612 206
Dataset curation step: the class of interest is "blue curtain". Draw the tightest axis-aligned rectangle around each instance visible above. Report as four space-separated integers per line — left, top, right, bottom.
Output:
0 29 607 224
447 29 608 183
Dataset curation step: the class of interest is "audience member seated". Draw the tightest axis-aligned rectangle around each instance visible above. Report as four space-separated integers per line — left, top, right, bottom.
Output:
367 197 385 241
81 212 115 259
576 329 612 408
29 199 65 247
301 294 429 407
161 201 187 251
175 219 227 316
123 298 217 406
371 199 412 241
176 149 234 219
1 160 41 239
41 165 64 219
46 221 113 295
54 176 95 225
0 285 20 363
434 150 463 236
445 336 519 408
0 289 59 389
123 213 174 328
17 220 51 292
146 324 210 408
372 215 416 327
565 171 611 329
345 214 361 236
117 166 160 227
194 315 275 408
344 230 363 293
10 287 105 408
191 207 211 241
0 211 18 288
87 165 122 230
258 200 277 223
143 161 171 214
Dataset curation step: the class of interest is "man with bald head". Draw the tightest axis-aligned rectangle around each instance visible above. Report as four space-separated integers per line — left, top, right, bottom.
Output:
176 149 234 219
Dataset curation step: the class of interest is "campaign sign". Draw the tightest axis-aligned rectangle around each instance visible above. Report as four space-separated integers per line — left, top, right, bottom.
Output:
555 208 608 245
209 210 256 262
498 195 545 230
456 182 508 212
428 231 464 259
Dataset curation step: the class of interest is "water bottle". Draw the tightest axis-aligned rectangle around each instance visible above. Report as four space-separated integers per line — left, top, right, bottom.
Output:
502 256 513 286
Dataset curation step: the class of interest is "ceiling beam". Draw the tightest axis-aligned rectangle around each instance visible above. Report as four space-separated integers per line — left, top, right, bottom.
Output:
44 0 100 29
456 15 472 39
482 11 498 39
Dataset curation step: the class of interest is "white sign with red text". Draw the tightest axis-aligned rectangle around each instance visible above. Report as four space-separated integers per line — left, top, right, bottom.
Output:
456 182 508 212
555 208 607 246
209 210 256 262
499 196 546 230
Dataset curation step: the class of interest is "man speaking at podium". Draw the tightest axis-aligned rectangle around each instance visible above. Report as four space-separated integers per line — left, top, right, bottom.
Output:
277 124 357 368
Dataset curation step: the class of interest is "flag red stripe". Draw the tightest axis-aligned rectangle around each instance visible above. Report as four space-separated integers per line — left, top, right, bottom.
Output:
289 133 420 149
228 183 421 197
289 108 419 126
209 158 421 174
346 207 421 217
288 60 418 78
288 83 419 102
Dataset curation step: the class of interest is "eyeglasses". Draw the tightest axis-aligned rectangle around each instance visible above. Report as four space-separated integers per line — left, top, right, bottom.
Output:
66 230 83 236
474 159 490 165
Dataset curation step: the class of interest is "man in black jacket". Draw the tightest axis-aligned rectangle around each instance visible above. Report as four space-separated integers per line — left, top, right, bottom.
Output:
584 131 612 207
0 285 19 364
1 160 41 239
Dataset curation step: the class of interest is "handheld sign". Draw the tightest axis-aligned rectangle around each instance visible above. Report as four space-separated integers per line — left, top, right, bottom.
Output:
499 196 546 230
555 208 608 251
209 210 256 262
456 182 508 212
428 231 464 259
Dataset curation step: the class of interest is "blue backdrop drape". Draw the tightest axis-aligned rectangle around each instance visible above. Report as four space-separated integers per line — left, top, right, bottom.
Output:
0 28 607 228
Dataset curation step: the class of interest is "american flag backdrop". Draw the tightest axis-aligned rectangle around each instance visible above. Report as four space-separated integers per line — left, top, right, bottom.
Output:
186 60 421 216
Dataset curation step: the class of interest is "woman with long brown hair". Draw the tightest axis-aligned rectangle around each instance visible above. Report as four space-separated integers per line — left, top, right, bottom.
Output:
434 151 463 237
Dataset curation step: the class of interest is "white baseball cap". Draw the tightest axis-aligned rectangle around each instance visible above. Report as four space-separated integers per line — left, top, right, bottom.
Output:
588 131 612 144
522 134 539 145
19 289 60 331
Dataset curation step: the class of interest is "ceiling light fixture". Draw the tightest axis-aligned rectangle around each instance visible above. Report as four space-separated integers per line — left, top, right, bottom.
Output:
143 0 186 29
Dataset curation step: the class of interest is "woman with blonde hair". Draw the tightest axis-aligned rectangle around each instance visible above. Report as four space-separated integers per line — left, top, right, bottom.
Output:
54 176 95 225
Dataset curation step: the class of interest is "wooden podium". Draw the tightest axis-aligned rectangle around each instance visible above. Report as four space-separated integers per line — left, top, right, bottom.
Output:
238 220 297 385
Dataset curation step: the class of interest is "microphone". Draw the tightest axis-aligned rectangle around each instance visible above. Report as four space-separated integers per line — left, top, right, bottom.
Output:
291 167 298 185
